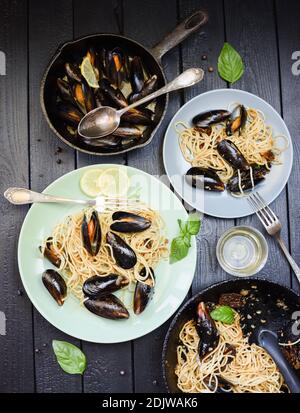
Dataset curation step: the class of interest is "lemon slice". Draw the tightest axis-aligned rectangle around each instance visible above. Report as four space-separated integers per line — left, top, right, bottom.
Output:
97 168 130 197
80 168 104 197
80 56 99 88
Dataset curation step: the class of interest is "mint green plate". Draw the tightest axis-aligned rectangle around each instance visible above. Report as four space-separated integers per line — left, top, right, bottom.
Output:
18 165 197 343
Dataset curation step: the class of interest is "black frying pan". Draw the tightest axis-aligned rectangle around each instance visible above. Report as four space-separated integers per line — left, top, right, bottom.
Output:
162 278 300 393
40 10 208 156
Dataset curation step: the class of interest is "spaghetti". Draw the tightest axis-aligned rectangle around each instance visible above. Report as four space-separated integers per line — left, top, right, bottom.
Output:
41 207 168 300
176 314 285 393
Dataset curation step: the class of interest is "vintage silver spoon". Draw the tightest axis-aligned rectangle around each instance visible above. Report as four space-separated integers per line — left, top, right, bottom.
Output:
78 67 204 140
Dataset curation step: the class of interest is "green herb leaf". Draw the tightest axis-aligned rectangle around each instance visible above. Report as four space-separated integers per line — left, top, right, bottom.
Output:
186 213 201 235
52 340 86 375
210 306 235 324
170 236 189 263
218 42 244 84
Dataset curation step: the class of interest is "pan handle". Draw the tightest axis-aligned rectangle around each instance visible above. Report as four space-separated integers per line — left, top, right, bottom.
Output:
259 329 300 393
151 10 208 62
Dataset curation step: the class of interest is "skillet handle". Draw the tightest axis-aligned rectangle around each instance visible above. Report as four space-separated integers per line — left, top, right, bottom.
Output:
151 10 208 62
259 330 300 393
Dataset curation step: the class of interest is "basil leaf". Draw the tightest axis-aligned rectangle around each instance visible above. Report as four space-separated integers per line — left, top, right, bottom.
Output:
52 340 86 375
218 42 244 84
170 236 189 263
210 306 235 324
186 213 201 235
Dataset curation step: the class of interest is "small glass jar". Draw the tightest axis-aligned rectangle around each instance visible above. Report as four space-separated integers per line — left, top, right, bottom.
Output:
216 226 268 277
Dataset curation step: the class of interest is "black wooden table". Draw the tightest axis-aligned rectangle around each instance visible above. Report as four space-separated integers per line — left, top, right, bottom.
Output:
1 0 299 393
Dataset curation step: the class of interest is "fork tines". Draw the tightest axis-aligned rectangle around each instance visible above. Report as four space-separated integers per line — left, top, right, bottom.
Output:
247 192 278 227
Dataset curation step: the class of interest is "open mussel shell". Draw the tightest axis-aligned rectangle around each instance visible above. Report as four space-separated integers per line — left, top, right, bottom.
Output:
82 274 129 297
185 167 225 192
99 78 128 109
130 56 145 93
226 104 247 136
196 302 219 359
217 139 250 171
56 101 83 127
134 267 155 315
227 164 268 192
39 237 61 267
111 211 151 233
84 294 129 320
65 62 82 83
192 110 231 128
128 74 158 104
106 231 137 269
72 80 95 114
81 211 102 256
57 78 73 103
106 48 127 88
42 269 67 306
122 108 154 125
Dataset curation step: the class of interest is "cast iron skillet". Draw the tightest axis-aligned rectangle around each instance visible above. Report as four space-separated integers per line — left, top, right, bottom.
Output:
162 278 300 393
40 10 208 156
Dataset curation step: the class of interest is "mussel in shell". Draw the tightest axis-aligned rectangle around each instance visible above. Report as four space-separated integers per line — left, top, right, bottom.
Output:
106 48 127 88
112 125 143 139
84 294 129 319
110 211 151 233
57 78 73 103
56 101 83 126
42 269 67 306
65 62 82 83
122 108 154 125
39 237 61 267
192 110 231 128
217 140 250 171
72 80 95 114
128 74 158 104
133 267 155 315
106 231 137 269
82 274 129 297
226 104 247 136
99 78 128 109
227 164 268 193
185 167 225 192
81 211 102 256
82 135 122 149
196 302 219 359
130 56 145 93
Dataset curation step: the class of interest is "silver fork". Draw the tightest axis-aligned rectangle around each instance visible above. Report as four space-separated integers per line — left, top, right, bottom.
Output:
247 192 300 282
4 187 143 212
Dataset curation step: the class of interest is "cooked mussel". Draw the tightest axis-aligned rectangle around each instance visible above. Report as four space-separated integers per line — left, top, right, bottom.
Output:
106 48 127 88
65 62 82 83
110 211 151 233
130 56 145 93
112 125 143 139
192 110 231 128
227 164 268 193
57 78 73 103
82 274 129 297
217 139 250 171
83 135 122 149
42 269 67 306
84 294 129 319
81 211 102 256
99 78 128 109
185 167 225 192
106 231 137 269
226 104 247 136
72 80 95 114
128 74 158 104
196 302 219 359
39 237 61 267
133 267 155 315
122 108 154 125
56 102 83 126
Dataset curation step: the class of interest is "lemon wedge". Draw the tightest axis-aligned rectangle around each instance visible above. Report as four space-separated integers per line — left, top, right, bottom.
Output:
80 56 99 88
97 168 130 197
80 168 104 197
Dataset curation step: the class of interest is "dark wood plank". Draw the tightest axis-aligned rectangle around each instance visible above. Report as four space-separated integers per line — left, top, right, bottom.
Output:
123 0 181 393
225 0 291 286
276 0 300 291
0 0 35 392
74 0 126 168
28 0 83 393
73 0 132 393
179 0 231 293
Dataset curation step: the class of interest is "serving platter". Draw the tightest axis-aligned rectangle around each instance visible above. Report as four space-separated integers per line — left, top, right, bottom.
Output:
163 89 293 219
18 164 197 343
